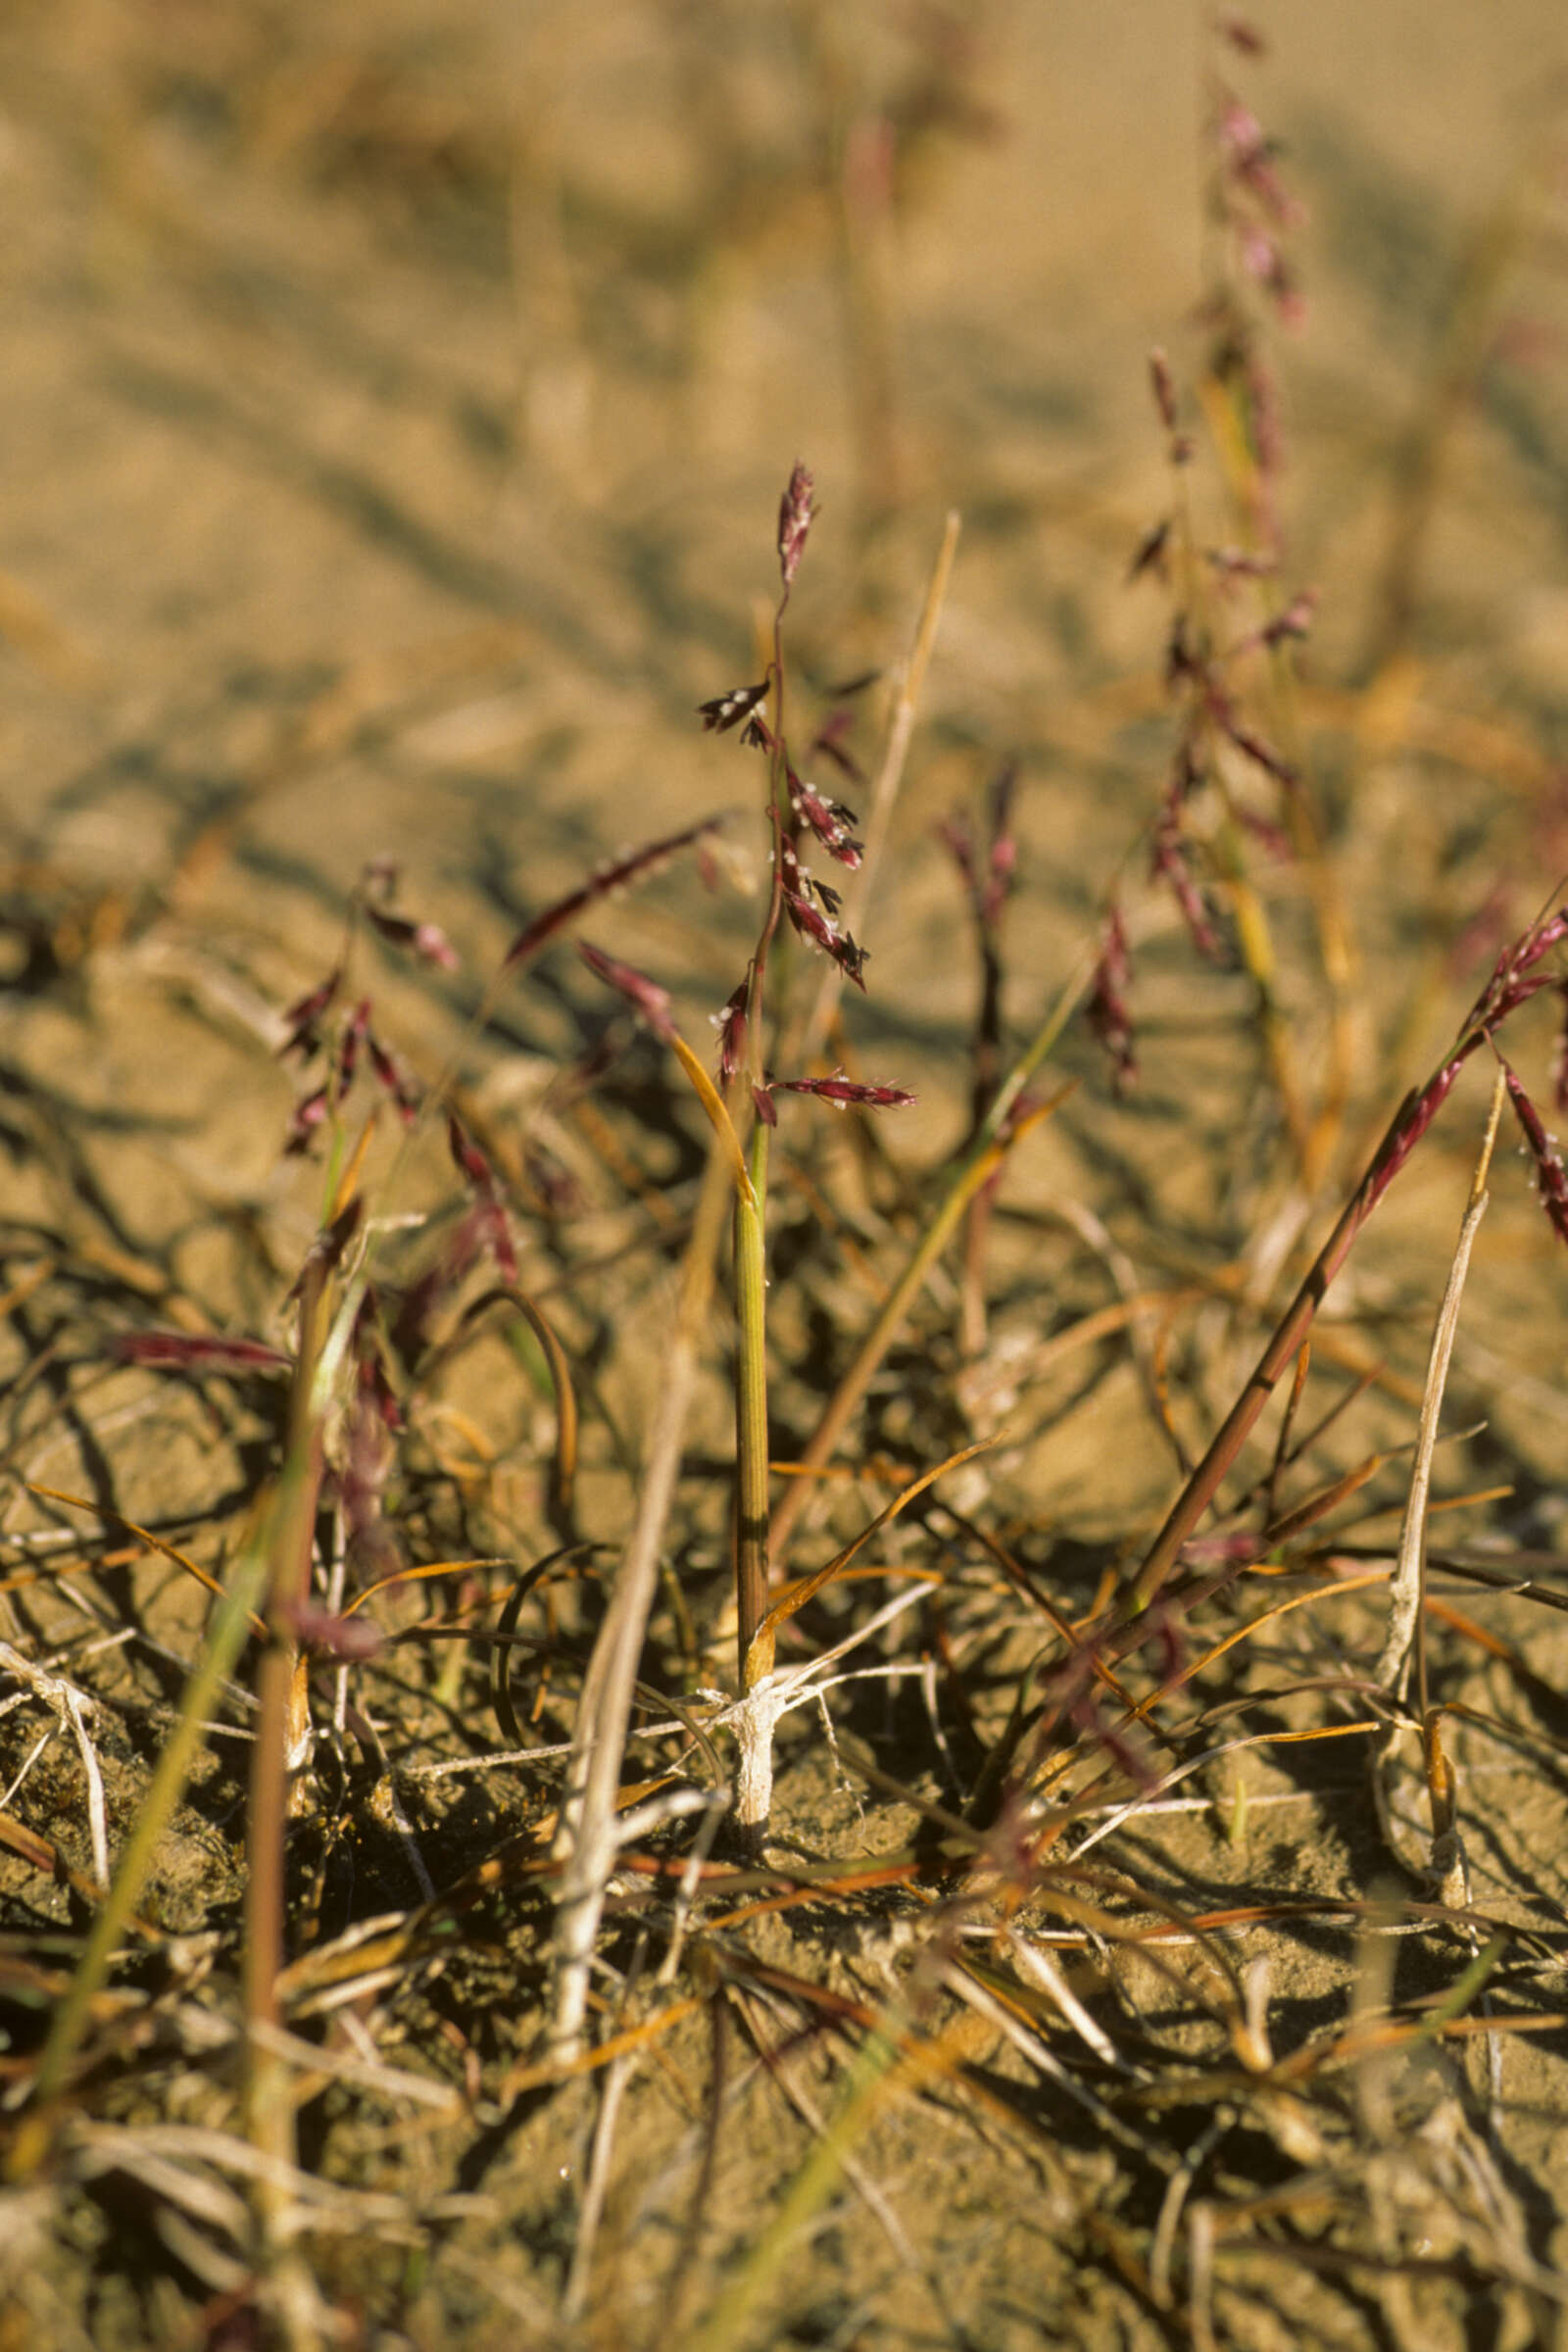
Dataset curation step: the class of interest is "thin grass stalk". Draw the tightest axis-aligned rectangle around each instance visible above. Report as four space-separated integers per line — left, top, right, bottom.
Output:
731 589 786 1690
1375 1066 1505 1703
723 474 815 1827
799 512 959 1064
243 1253 329 2241
732 1124 770 1687
552 1137 731 2058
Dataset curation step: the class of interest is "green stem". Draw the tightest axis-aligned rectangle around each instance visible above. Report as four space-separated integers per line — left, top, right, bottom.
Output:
729 598 792 1683
243 1257 328 2230
733 1119 771 1687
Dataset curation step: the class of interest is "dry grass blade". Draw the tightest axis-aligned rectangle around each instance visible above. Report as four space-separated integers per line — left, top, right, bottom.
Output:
1375 1067 1506 1706
551 1139 732 2060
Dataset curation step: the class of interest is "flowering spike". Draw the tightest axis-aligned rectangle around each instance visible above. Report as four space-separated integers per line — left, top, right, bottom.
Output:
1128 517 1171 586
1207 546 1278 580
504 816 725 969
771 1072 916 1110
579 941 675 1040
1152 807 1222 961
283 1085 329 1156
278 969 341 1059
698 681 770 735
1209 690 1298 789
336 997 371 1096
363 901 459 970
447 1113 518 1284
777 462 816 590
1466 907 1568 1037
712 981 748 1086
985 766 1018 911
112 1331 292 1374
790 768 864 869
1086 905 1136 1092
1216 101 1305 229
1503 1062 1568 1248
779 839 869 986
366 1026 420 1124
1149 347 1179 435
282 1601 385 1662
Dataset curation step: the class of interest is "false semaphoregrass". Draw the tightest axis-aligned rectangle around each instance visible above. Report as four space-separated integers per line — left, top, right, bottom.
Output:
11 18 1568 2340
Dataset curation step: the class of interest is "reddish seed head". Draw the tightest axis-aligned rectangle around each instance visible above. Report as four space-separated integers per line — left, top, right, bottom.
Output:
779 839 869 986
712 980 748 1086
1217 101 1306 229
504 816 725 969
778 462 816 590
1209 689 1298 790
366 1026 420 1124
1086 905 1137 1093
1349 908 1568 1226
771 1072 917 1111
1152 807 1222 961
1149 347 1178 434
447 1113 518 1284
790 768 864 868
1217 14 1266 54
112 1331 292 1374
698 680 770 735
1262 590 1318 646
1207 546 1277 579
363 900 458 970
1365 1057 1467 1214
1467 906 1568 1037
579 941 675 1041
283 1601 385 1662
412 920 459 971
336 997 371 1095
283 1085 329 1156
278 968 341 1059
1128 517 1172 585
1503 1061 1568 1249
